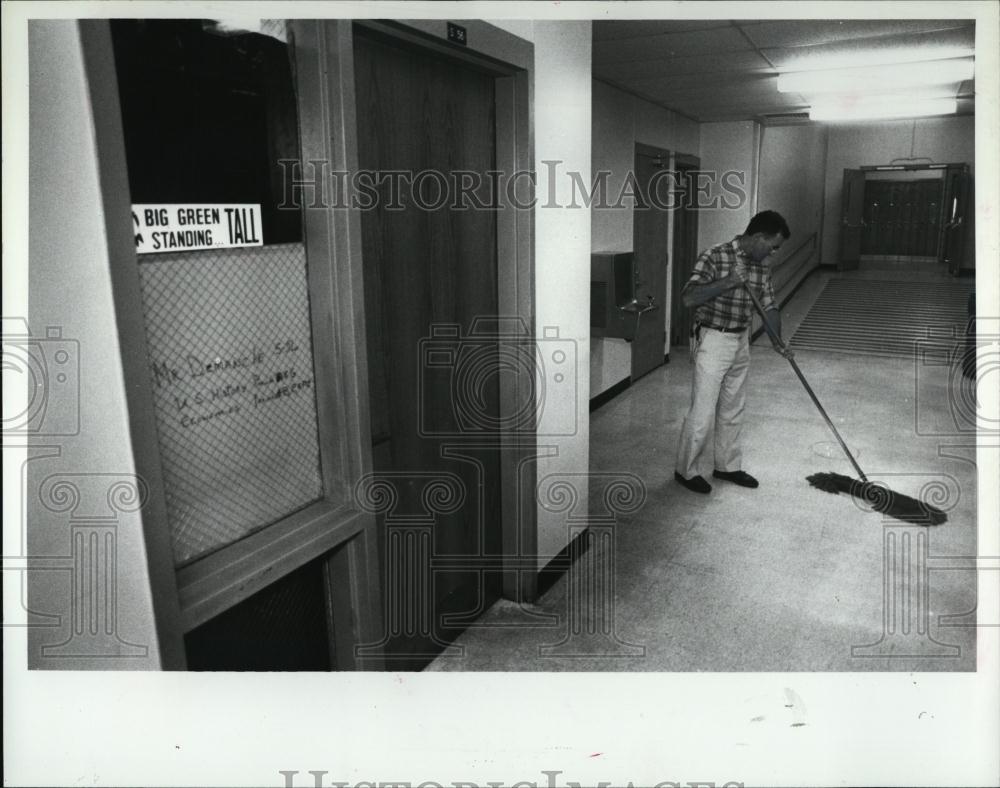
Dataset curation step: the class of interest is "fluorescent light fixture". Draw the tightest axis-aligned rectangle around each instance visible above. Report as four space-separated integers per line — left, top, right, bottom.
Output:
780 47 975 73
809 97 957 122
809 84 965 104
778 58 974 94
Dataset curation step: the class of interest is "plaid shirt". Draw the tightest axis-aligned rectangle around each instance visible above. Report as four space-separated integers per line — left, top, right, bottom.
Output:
683 237 776 331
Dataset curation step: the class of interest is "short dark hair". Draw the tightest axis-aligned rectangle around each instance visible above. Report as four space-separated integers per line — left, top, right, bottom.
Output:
745 210 790 239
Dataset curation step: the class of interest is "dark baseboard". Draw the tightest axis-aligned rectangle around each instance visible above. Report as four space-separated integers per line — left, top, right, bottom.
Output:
536 528 592 598
589 377 630 413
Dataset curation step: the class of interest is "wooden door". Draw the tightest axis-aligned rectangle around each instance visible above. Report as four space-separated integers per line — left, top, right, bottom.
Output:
631 148 669 379
354 29 502 669
839 168 865 270
104 19 385 671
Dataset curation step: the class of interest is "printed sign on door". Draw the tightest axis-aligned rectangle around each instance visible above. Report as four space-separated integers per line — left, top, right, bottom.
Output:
132 204 263 254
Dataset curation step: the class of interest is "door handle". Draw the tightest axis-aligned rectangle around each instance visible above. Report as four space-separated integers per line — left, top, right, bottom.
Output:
621 295 659 315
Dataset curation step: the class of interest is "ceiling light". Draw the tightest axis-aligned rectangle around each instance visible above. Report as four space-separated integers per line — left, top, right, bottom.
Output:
815 84 966 103
778 58 974 94
780 47 975 73
809 97 958 122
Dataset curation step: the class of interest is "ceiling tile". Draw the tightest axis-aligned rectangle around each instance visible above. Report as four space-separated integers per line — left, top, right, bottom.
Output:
615 68 776 94
593 26 750 65
593 20 733 41
630 75 783 101
761 27 977 69
679 93 809 112
591 19 976 123
668 101 810 123
594 49 772 81
738 19 974 49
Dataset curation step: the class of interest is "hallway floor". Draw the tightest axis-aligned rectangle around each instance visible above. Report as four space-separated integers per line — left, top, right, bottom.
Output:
427 269 978 671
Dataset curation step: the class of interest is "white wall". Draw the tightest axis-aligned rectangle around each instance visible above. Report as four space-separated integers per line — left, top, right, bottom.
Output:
756 123 828 297
697 120 760 250
590 79 700 397
486 19 534 42
533 21 592 567
27 21 164 668
490 20 593 569
757 124 827 250
591 80 637 253
821 115 975 266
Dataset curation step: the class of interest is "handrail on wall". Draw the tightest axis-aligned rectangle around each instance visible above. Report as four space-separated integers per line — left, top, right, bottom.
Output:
771 231 817 274
749 230 820 343
770 230 818 294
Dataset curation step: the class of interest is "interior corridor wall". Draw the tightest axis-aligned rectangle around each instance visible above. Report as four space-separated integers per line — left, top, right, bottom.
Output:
490 20 593 569
697 120 760 251
756 124 828 298
821 115 976 268
590 79 700 398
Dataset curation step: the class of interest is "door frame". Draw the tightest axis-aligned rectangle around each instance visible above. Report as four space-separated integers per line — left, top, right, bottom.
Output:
669 152 701 348
75 18 393 670
323 20 539 603
941 163 972 274
839 168 866 271
858 162 970 271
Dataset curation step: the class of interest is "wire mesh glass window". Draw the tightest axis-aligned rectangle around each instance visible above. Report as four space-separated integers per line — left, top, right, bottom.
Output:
112 20 326 566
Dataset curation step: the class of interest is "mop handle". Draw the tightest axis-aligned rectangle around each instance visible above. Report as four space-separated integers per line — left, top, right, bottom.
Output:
742 282 869 482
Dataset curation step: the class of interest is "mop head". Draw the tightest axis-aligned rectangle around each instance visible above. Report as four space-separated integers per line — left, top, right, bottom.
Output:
806 472 947 526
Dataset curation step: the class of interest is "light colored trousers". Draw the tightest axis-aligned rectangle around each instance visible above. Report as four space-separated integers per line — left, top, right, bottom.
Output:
675 326 750 479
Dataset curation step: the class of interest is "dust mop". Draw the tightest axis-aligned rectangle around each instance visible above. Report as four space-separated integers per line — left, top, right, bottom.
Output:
744 284 947 526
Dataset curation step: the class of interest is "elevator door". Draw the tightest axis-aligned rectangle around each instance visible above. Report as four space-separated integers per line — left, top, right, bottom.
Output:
354 29 503 669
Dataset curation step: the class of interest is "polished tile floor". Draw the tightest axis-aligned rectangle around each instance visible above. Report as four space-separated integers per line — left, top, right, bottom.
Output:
427 269 979 671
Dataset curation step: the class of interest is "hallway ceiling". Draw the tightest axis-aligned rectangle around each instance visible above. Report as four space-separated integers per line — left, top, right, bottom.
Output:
592 19 976 123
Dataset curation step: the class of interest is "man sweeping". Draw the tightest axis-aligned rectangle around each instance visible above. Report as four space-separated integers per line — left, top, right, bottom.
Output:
674 210 793 494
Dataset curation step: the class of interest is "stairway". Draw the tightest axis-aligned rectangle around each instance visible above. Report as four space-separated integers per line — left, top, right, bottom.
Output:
789 278 974 358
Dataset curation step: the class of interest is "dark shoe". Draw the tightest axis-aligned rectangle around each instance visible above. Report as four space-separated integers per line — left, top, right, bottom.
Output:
674 472 711 494
713 469 759 488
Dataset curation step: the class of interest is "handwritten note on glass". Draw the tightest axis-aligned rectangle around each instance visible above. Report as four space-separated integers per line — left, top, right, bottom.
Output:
137 243 324 565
